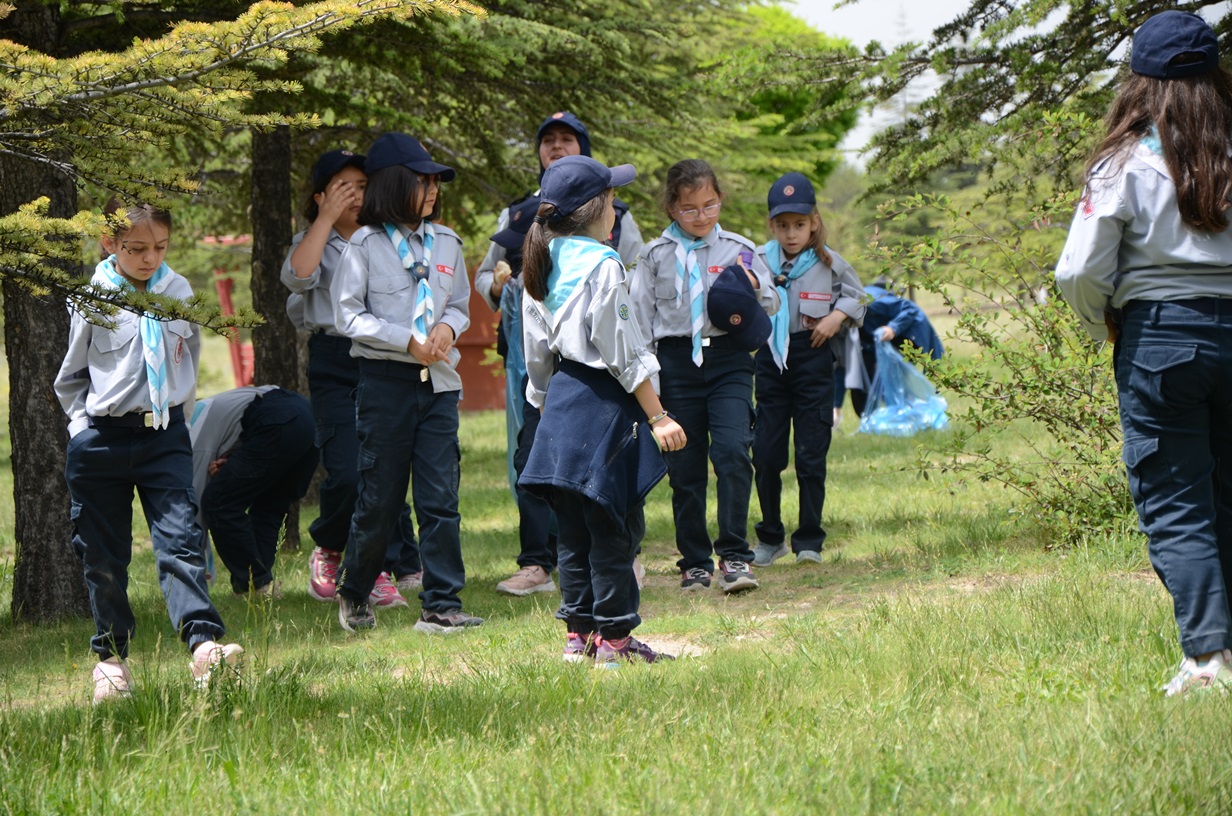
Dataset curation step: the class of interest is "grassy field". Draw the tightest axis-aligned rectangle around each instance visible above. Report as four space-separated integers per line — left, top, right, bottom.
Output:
1 315 1230 814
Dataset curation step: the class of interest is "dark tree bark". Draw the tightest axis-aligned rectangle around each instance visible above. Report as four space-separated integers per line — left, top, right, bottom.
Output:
4 1 90 622
250 125 303 550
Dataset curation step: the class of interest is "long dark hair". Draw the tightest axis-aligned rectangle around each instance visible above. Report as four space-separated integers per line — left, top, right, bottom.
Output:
359 166 438 226
662 159 722 221
522 192 612 302
1088 67 1232 232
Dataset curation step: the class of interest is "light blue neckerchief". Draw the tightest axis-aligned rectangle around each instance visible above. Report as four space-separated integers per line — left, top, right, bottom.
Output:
664 222 710 366
543 236 620 314
97 255 172 428
764 240 819 371
1141 125 1162 156
385 221 436 343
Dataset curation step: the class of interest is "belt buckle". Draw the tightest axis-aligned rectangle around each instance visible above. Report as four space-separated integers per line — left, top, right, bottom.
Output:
420 368 429 383
701 337 711 347
143 412 155 428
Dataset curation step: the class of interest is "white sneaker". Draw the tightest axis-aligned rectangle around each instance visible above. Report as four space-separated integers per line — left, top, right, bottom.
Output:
1162 649 1232 697
191 641 245 689
92 656 132 703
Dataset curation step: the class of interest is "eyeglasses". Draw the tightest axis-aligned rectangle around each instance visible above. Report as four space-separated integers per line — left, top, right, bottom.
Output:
675 203 722 222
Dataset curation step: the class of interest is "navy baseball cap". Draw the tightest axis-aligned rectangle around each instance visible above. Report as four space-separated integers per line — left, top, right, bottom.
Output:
536 111 592 158
768 172 817 220
707 263 771 351
1131 11 1220 79
490 196 541 250
365 133 456 181
539 156 635 220
311 149 365 190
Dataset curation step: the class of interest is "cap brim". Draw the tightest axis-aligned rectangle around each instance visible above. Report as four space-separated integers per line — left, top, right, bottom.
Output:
768 203 814 220
407 160 457 182
490 227 525 250
608 164 636 188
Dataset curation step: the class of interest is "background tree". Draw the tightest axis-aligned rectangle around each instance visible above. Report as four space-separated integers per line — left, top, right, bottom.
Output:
0 0 478 621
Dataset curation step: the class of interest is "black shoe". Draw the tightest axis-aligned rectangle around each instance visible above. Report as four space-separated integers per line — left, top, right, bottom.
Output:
718 559 759 593
338 595 375 632
680 567 712 591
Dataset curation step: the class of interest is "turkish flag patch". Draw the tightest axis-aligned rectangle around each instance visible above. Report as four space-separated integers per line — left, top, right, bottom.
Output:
799 292 832 301
436 265 454 276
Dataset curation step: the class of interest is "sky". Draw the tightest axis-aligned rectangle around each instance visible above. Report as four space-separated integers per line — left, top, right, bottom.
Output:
786 0 971 162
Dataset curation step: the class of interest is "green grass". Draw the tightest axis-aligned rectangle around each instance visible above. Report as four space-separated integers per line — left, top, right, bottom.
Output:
2 322 1229 815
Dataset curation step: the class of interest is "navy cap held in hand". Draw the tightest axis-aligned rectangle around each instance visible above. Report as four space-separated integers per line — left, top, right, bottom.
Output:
490 196 541 250
536 111 592 158
1131 11 1220 79
312 150 365 190
366 133 456 181
768 172 817 220
707 263 772 351
539 156 636 221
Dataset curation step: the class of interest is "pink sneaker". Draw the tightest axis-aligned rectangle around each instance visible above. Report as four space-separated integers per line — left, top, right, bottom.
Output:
370 572 409 608
190 641 244 688
92 656 132 703
308 547 341 602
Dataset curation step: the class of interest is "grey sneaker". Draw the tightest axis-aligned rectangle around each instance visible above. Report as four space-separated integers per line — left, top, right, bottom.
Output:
414 608 485 634
752 541 790 567
680 567 712 591
338 595 376 632
796 550 823 564
717 558 759 593
496 565 556 596
396 571 424 594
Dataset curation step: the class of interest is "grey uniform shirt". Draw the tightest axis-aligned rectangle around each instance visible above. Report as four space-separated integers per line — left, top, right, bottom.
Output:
629 225 780 351
1056 140 1232 340
55 267 201 438
280 228 350 334
757 246 866 333
474 202 644 311
522 255 660 410
333 221 471 393
188 385 278 534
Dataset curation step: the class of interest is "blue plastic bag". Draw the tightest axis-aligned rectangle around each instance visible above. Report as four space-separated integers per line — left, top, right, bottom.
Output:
857 341 949 437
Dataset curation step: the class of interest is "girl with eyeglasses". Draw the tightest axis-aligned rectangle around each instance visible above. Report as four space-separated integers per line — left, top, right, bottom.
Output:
629 159 780 594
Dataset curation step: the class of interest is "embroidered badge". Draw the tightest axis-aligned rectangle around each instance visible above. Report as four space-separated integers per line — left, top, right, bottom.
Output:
618 304 630 320
341 150 354 156
799 292 833 301
436 265 454 276
708 265 724 274
730 314 743 326
784 185 796 196
552 112 565 120
1081 196 1094 219
174 338 184 364
512 211 522 222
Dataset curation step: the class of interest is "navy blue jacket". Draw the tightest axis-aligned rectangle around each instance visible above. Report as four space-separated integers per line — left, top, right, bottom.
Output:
519 360 666 522
860 285 944 360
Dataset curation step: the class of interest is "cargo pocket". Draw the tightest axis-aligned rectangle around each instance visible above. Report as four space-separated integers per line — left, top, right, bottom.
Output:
1127 344 1199 409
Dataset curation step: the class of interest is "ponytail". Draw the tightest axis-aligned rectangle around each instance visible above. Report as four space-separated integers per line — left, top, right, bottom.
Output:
522 192 613 302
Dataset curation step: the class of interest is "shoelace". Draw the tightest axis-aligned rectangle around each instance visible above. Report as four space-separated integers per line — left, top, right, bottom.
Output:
684 568 709 581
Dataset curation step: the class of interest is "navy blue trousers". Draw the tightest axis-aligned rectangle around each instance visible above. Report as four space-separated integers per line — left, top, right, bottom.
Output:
307 333 420 576
753 334 834 554
337 359 464 611
553 489 643 638
66 406 224 659
658 338 756 572
203 389 318 593
512 374 557 570
1116 298 1232 658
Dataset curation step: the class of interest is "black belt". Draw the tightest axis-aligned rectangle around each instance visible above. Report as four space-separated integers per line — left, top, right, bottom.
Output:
89 404 184 429
357 357 431 383
657 334 741 350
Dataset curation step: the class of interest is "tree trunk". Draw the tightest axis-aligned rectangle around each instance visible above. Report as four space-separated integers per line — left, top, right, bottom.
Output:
250 125 303 550
4 0 90 622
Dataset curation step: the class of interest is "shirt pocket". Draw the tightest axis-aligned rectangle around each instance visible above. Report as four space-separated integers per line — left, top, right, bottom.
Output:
798 298 830 328
91 320 139 354
654 278 678 302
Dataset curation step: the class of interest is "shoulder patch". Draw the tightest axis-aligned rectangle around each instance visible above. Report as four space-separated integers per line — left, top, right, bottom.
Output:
618 303 630 320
